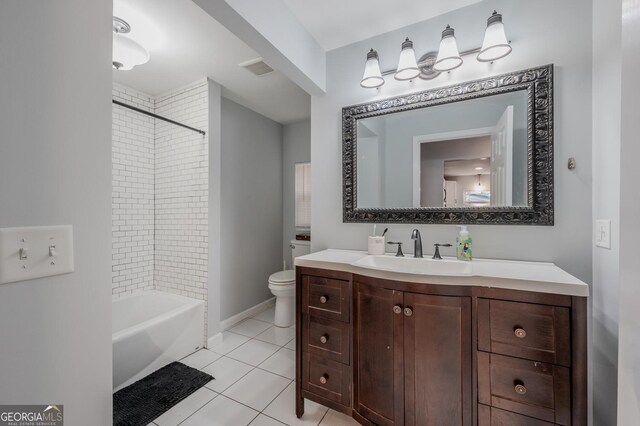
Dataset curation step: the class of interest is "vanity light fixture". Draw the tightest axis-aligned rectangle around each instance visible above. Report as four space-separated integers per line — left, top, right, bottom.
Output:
360 49 385 88
394 38 421 81
360 11 512 88
477 11 512 62
112 16 150 71
433 25 463 72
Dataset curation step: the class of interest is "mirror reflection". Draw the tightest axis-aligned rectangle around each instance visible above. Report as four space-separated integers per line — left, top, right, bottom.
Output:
356 90 528 208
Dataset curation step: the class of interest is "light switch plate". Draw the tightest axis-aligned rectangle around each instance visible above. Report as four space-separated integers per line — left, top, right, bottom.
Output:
595 220 611 249
0 226 74 285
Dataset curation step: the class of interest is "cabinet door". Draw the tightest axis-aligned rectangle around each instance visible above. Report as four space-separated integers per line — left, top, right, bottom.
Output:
353 282 404 426
404 293 472 426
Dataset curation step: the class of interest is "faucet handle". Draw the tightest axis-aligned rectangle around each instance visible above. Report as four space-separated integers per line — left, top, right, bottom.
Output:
387 242 404 257
432 243 452 260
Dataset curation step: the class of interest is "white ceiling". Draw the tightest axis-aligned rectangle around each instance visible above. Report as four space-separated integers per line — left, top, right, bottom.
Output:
281 0 483 51
112 0 310 124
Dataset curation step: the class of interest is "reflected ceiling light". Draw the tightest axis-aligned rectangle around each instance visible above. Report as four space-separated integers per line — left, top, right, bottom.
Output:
112 16 149 71
477 11 512 62
394 38 420 81
360 49 385 88
475 167 484 170
434 25 463 72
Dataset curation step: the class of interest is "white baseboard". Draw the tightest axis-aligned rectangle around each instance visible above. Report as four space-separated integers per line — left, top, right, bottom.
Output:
220 297 275 330
207 332 223 349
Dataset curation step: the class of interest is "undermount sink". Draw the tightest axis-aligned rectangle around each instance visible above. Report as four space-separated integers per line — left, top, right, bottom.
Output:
353 255 472 276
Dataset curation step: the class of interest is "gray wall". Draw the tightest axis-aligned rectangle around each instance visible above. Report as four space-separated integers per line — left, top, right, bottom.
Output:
617 0 640 421
310 0 593 285
591 0 621 423
283 120 311 267
220 98 283 320
0 1 113 423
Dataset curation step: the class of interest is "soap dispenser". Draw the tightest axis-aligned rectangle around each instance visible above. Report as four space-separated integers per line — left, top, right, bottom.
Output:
456 225 473 261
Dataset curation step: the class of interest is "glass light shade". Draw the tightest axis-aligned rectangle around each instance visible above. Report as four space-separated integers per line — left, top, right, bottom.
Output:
433 26 463 72
477 11 512 62
394 38 420 81
113 34 149 71
360 49 385 88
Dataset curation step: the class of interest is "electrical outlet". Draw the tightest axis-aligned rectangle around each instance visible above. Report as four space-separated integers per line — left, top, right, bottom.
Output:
595 220 611 249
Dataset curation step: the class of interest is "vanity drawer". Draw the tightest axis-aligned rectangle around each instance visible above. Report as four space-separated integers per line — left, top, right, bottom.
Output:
478 404 556 426
478 299 571 366
302 352 351 406
478 352 570 425
302 275 351 322
303 314 350 364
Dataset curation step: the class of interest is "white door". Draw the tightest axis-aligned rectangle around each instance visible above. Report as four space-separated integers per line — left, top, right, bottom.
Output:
490 106 514 206
443 180 457 207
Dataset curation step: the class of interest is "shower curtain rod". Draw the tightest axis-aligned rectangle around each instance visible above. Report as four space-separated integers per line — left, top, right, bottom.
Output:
112 99 206 136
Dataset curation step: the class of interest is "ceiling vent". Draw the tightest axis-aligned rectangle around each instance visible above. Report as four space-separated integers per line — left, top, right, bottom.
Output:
239 57 274 76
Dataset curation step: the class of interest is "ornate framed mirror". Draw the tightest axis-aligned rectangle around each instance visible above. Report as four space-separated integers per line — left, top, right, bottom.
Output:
342 64 553 225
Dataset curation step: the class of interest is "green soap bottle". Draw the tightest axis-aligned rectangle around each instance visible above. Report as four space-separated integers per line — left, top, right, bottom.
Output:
456 225 472 261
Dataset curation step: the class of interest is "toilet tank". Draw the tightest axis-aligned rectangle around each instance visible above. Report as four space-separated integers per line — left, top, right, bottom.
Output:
291 239 311 259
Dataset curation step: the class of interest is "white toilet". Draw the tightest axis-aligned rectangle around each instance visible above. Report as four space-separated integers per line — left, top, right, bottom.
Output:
269 239 311 327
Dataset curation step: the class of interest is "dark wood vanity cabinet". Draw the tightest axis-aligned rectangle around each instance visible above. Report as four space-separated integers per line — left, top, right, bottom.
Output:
353 279 472 426
296 267 587 426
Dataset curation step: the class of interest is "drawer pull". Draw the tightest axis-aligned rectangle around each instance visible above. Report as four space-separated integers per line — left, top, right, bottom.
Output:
320 335 328 344
393 305 402 314
404 307 413 317
514 383 527 395
319 295 328 304
514 328 527 339
319 374 328 385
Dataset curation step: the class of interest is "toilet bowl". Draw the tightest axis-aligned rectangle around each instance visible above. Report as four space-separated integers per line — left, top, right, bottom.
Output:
268 270 295 327
268 239 310 327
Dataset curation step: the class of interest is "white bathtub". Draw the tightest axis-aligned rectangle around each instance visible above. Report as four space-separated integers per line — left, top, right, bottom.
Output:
112 291 205 391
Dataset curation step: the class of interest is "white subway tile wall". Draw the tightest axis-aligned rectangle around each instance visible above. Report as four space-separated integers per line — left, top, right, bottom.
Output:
111 80 209 338
112 84 155 297
154 80 209 305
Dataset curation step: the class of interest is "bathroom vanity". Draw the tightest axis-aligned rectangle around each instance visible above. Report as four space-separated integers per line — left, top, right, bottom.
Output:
295 250 588 426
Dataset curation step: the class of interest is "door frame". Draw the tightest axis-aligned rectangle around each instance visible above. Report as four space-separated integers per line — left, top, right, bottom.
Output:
412 127 494 208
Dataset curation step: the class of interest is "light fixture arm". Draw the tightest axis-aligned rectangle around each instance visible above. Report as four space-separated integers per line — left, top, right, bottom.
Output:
379 42 510 78
360 10 513 86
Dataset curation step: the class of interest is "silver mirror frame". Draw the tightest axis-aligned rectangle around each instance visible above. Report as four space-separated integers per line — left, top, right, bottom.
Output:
342 64 553 225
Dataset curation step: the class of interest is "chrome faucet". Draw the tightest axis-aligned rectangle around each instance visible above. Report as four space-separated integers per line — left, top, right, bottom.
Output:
411 229 423 258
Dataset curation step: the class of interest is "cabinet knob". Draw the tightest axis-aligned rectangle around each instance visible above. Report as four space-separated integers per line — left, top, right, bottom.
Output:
514 383 527 395
319 295 328 304
320 335 328 344
514 328 527 339
393 305 402 314
319 374 328 385
404 307 413 317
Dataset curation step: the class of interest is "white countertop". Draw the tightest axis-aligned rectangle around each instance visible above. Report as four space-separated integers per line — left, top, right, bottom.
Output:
295 249 590 297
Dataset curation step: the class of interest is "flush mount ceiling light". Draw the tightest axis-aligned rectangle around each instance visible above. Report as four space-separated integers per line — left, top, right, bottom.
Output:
112 16 149 71
360 49 385 88
359 11 512 88
394 38 420 81
433 25 463 72
477 11 512 62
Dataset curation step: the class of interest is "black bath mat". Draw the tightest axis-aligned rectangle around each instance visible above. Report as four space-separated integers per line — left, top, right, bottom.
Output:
113 361 214 426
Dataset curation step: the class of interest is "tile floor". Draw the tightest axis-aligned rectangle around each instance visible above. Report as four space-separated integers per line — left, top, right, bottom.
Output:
149 305 360 426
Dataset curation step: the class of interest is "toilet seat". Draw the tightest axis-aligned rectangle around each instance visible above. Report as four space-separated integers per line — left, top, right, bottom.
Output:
268 270 295 286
